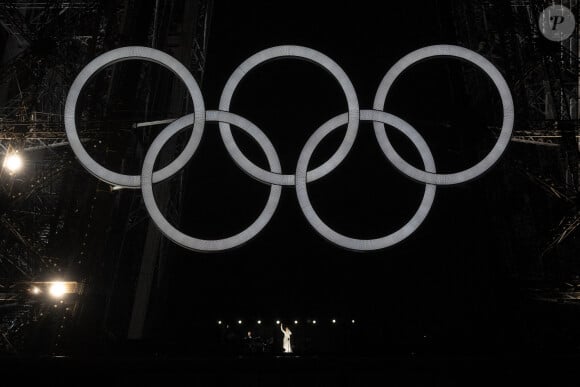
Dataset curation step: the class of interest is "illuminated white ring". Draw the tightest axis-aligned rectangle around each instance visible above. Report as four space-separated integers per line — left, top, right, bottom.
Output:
296 109 436 251
64 46 206 188
373 44 514 185
141 110 282 252
219 45 359 186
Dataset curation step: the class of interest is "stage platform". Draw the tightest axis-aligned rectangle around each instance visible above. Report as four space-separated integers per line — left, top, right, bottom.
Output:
2 353 580 386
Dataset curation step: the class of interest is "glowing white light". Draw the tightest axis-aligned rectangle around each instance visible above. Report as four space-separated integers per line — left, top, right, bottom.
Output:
332 319 336 324
276 320 280 325
217 321 222 325
238 320 242 325
352 320 355 324
31 286 41 295
49 282 66 298
294 320 298 325
257 320 262 325
3 152 23 174
312 320 317 324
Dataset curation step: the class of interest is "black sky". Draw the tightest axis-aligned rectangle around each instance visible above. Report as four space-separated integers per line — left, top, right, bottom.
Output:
156 0 512 352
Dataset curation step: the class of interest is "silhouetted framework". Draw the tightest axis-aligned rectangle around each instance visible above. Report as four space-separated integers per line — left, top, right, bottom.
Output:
449 0 579 287
0 0 212 355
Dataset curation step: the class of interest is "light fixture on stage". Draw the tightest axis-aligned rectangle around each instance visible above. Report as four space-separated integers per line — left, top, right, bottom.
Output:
352 320 356 324
276 320 280 325
294 320 298 325
30 286 41 295
332 319 336 324
217 320 222 325
312 320 317 325
2 151 23 174
238 320 242 325
257 320 262 325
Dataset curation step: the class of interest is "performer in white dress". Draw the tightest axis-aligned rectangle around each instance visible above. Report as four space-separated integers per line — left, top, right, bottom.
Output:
280 323 293 353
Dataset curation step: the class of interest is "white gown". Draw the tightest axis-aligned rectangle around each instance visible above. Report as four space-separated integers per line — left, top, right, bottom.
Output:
281 326 292 353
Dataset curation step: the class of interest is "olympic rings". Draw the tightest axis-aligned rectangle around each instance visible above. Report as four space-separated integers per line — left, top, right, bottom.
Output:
295 110 436 251
65 44 514 252
218 45 359 186
373 45 514 185
64 46 206 188
141 111 282 252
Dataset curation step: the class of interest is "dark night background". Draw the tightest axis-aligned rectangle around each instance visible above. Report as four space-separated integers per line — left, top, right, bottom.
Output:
1 0 580 384
155 0 512 355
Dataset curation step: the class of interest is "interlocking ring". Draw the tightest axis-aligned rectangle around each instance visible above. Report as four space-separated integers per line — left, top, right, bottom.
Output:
296 110 436 251
65 44 514 252
141 111 282 252
64 46 205 188
218 45 359 186
373 45 514 185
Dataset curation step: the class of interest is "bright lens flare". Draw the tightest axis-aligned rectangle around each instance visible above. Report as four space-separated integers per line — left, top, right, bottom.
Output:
49 282 66 298
3 152 23 174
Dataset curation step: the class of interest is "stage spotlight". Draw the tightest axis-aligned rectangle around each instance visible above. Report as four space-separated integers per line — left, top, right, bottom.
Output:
3 152 23 174
352 320 355 324
49 282 66 298
238 320 242 325
312 320 317 324
217 320 222 325
276 320 280 325
257 320 262 325
31 286 41 295
294 320 298 325
332 319 336 324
